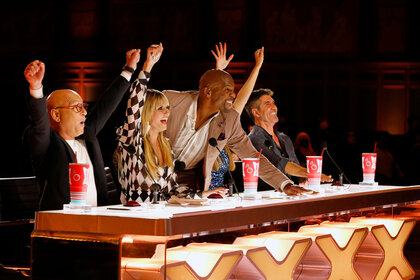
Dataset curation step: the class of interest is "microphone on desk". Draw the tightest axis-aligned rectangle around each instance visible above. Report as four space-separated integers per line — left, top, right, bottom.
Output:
174 160 186 172
322 146 351 186
120 143 162 205
208 137 239 197
150 183 161 204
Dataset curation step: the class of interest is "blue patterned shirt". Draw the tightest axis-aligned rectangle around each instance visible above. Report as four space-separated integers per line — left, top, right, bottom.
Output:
209 148 229 190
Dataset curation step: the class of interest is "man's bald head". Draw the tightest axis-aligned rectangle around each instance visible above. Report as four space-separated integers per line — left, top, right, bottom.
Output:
199 69 234 94
46 89 82 112
198 69 236 112
46 89 87 140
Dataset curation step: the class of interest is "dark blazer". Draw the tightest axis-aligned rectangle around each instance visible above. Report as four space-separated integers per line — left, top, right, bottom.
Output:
248 125 300 174
24 76 130 210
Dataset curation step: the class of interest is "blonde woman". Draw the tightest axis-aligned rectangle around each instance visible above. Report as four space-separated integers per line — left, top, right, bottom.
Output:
116 44 226 204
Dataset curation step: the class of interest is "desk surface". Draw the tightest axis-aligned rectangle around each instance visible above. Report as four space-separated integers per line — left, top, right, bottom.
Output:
35 184 420 236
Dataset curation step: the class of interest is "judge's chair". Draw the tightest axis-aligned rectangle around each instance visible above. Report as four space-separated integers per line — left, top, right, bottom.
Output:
0 176 40 278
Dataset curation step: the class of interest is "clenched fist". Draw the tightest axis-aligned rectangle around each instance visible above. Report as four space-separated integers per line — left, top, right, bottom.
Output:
24 60 45 90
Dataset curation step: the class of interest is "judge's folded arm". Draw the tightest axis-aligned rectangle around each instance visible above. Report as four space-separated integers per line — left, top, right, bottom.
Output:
285 161 333 182
228 130 304 196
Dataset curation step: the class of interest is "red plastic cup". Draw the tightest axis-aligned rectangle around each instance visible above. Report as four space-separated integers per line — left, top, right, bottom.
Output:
69 163 89 205
362 153 377 183
242 158 259 194
307 156 323 189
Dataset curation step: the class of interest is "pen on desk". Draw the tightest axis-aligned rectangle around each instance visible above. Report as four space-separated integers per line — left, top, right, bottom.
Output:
107 207 131 211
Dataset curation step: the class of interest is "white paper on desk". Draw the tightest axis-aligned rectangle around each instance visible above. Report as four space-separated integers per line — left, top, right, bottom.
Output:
261 191 287 199
209 200 237 211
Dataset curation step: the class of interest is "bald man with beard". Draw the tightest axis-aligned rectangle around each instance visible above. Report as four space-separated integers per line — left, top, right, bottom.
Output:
23 49 139 210
163 69 311 196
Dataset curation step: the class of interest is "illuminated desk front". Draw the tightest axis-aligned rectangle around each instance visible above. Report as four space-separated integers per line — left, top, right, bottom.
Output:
35 184 420 236
31 185 420 280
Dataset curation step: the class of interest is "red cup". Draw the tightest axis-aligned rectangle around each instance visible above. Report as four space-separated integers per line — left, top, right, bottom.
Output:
242 158 259 194
69 163 89 205
362 153 377 183
307 156 323 189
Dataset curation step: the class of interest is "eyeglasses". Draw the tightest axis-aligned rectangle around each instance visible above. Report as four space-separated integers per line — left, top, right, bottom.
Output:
55 103 89 113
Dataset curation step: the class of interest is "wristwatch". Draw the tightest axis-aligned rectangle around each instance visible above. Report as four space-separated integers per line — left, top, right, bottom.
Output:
122 65 135 74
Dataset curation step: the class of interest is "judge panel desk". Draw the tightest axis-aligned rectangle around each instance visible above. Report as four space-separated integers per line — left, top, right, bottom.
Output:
32 184 420 279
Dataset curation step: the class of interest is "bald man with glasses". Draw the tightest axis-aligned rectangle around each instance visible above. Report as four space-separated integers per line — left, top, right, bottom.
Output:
23 50 140 210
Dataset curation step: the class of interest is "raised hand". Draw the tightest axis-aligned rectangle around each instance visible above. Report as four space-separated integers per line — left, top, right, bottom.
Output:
230 46 264 114
125 49 141 71
24 60 45 90
254 47 264 68
211 42 234 70
144 43 164 72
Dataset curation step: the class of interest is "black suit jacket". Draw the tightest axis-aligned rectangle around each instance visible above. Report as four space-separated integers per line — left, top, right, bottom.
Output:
24 75 130 210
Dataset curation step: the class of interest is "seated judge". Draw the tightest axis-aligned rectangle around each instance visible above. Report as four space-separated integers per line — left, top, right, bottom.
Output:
23 50 138 210
115 44 226 204
245 88 332 187
163 67 309 196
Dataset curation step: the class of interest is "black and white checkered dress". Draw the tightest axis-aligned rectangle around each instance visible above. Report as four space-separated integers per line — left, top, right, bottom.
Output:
116 70 180 204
